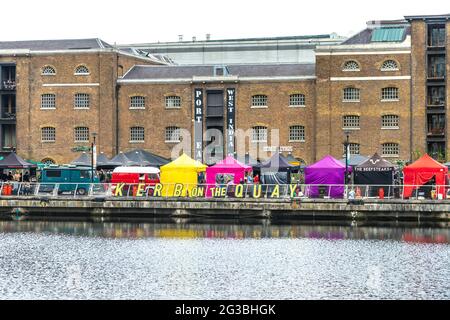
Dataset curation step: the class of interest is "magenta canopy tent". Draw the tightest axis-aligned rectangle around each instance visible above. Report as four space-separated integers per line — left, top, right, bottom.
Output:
206 156 252 196
305 155 347 198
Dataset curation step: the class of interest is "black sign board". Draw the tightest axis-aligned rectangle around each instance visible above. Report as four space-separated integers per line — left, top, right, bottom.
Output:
226 88 236 156
194 89 204 161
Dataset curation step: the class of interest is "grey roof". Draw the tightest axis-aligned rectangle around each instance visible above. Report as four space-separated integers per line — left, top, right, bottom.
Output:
0 38 112 51
342 26 411 45
122 63 315 80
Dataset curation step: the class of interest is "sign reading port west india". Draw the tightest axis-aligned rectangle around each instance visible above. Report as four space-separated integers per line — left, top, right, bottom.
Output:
194 88 203 162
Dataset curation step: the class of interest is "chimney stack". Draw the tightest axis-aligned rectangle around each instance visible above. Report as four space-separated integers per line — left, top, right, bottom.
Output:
206 33 211 41
178 35 183 42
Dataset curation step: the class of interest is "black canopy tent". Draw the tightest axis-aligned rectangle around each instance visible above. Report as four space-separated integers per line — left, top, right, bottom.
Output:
71 152 91 166
109 152 140 167
0 153 37 181
254 153 299 184
354 153 396 197
124 149 170 167
0 153 37 169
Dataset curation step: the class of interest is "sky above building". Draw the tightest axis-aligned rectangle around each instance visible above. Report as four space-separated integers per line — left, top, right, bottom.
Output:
3 0 449 44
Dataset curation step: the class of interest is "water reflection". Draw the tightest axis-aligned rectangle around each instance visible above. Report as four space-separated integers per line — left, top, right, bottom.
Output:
0 218 448 244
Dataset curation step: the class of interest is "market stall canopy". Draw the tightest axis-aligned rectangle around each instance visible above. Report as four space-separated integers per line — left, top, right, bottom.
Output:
71 152 92 166
403 154 448 198
110 152 140 167
340 155 369 167
305 155 346 198
160 154 207 196
285 153 303 167
124 149 170 167
255 153 298 172
206 156 252 193
354 153 395 196
0 153 37 169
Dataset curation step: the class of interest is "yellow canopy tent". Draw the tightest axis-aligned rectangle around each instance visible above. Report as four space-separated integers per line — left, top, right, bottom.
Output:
160 153 207 196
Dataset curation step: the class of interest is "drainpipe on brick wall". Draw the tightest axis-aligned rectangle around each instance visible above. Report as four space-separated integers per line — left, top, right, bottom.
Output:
409 38 414 163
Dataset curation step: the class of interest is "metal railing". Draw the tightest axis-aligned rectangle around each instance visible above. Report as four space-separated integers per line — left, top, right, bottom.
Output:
0 182 449 201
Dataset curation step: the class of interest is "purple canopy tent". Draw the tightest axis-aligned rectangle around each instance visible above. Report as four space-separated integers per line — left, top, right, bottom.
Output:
305 155 347 198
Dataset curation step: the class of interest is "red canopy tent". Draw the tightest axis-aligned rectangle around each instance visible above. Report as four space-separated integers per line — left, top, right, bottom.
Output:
403 154 448 198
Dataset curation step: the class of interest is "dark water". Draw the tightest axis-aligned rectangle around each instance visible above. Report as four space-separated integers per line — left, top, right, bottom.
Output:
0 217 448 300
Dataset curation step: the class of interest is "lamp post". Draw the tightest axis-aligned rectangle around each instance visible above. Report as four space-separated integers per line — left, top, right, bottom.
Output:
344 130 351 186
91 132 97 183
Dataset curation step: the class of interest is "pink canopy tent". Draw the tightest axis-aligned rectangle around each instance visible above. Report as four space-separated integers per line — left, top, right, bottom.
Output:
206 156 252 196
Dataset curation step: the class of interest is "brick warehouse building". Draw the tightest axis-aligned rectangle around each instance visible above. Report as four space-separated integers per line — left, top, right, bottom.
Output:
1 14 449 165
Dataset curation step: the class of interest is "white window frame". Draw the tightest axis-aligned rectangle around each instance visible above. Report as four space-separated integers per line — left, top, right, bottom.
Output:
251 126 268 143
41 127 56 142
74 93 90 109
74 127 90 142
289 94 306 107
381 115 399 129
165 126 181 143
343 88 360 102
289 126 305 142
130 96 146 109
251 95 268 108
165 96 181 109
130 127 145 143
343 115 360 130
382 143 399 157
343 60 360 72
74 65 90 76
381 60 399 72
41 66 56 76
381 87 399 101
41 94 56 110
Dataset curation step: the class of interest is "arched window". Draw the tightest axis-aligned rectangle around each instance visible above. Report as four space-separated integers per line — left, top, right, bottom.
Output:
74 93 90 109
41 158 56 165
251 95 268 107
251 126 268 142
41 94 56 109
130 127 145 143
343 60 360 71
381 87 399 101
289 126 305 142
289 94 305 107
42 66 56 75
343 115 360 129
165 126 181 143
165 96 181 108
74 127 90 142
343 87 360 102
381 60 399 71
74 65 90 75
382 143 399 157
130 96 146 109
41 127 56 142
381 115 399 129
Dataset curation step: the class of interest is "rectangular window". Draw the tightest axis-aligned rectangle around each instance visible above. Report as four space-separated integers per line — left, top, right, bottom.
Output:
165 127 181 143
46 170 61 178
165 96 181 108
343 88 360 102
41 94 56 109
251 126 268 142
289 94 305 107
41 127 56 142
343 116 360 129
74 127 89 142
382 115 399 129
382 143 399 156
74 94 90 109
289 126 305 142
130 127 145 142
343 143 360 155
251 95 268 107
130 96 145 109
381 87 399 101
